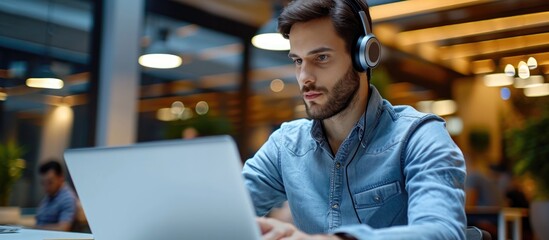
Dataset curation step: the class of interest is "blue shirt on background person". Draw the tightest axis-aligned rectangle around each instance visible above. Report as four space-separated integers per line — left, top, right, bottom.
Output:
36 184 77 227
243 86 467 239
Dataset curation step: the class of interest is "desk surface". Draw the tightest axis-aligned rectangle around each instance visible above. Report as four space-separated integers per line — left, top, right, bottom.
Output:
0 229 93 240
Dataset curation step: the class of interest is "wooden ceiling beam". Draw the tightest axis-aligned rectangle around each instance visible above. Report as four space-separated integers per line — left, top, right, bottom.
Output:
146 0 257 40
390 0 549 32
470 48 549 63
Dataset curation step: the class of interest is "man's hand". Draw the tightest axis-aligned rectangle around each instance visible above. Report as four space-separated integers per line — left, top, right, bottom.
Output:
34 221 72 231
257 217 343 240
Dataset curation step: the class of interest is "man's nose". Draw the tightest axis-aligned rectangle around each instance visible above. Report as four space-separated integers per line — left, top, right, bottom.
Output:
297 62 315 87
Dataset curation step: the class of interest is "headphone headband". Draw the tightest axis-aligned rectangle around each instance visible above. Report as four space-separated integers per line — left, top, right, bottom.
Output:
342 0 381 72
343 0 372 35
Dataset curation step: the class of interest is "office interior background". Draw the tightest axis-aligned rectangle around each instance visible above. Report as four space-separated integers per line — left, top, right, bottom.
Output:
1 0 548 236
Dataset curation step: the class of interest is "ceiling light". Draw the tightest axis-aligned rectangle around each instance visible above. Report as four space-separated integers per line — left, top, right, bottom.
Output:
432 100 457 116
527 57 538 69
139 54 182 69
252 18 290 51
504 64 515 77
252 33 290 51
26 0 64 89
157 108 178 121
524 83 549 97
416 100 434 113
252 4 290 51
446 116 463 136
195 101 209 115
498 52 549 67
518 61 530 79
514 75 544 88
483 73 513 87
26 77 64 89
26 65 64 89
416 99 458 116
171 101 184 116
139 28 182 69
270 79 285 92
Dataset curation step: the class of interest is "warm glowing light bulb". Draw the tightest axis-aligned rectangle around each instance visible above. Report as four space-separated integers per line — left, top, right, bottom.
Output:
518 61 530 79
171 101 184 115
504 64 515 77
195 101 209 115
527 57 538 69
270 79 285 92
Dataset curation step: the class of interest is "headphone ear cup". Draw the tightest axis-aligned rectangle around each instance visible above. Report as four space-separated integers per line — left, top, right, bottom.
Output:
365 35 381 68
354 34 381 72
353 35 367 72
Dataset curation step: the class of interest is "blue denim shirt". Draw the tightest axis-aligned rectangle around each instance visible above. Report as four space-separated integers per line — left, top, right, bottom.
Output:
242 86 466 239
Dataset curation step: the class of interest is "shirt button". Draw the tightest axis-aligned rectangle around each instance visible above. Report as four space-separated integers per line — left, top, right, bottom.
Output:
335 162 341 169
374 195 381 202
332 203 339 209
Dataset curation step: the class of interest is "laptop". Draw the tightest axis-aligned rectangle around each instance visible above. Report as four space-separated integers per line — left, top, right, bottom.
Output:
64 136 261 240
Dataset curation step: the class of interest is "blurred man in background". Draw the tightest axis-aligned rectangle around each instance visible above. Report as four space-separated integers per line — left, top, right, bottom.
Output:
35 160 77 231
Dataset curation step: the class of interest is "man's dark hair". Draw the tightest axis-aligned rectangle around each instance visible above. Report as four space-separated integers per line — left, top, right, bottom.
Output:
39 160 64 176
278 0 373 80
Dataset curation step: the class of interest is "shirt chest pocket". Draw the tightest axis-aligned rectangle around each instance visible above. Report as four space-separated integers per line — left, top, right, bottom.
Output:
354 181 401 208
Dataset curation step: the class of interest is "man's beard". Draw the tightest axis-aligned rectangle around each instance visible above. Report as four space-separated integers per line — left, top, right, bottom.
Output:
302 66 360 120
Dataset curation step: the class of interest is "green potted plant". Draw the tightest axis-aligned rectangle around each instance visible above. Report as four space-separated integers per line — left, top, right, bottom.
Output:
0 140 25 224
506 113 549 239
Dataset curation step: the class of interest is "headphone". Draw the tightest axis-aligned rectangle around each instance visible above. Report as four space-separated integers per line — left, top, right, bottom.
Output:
340 1 379 223
343 0 382 72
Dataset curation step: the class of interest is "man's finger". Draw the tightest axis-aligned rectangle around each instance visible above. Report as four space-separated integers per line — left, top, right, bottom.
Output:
263 227 290 240
259 218 295 240
257 217 274 234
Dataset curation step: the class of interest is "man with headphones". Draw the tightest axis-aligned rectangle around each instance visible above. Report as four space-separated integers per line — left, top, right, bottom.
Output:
242 0 466 239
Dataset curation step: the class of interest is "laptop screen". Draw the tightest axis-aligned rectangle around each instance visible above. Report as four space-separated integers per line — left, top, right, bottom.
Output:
65 136 261 240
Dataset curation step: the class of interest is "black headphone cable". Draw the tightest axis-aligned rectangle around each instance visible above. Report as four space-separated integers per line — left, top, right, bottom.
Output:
344 87 369 224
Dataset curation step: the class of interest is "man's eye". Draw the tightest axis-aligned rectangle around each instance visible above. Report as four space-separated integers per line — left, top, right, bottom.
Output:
293 59 302 65
317 55 328 62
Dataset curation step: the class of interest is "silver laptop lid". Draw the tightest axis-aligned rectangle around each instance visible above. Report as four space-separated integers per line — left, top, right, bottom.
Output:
65 136 261 240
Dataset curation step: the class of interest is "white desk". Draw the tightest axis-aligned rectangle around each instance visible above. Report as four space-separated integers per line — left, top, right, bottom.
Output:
0 229 93 240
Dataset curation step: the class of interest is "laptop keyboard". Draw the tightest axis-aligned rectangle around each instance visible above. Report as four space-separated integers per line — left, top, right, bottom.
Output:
0 225 21 233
